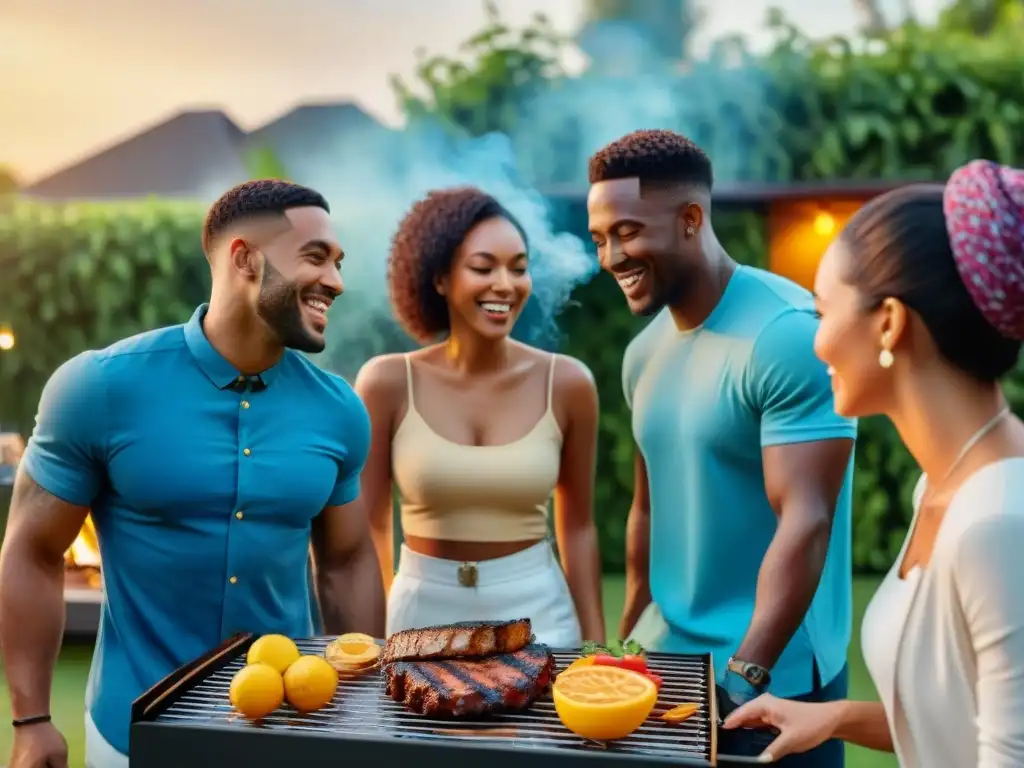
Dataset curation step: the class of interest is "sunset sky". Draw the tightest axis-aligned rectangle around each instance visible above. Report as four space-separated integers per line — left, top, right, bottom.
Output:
2 0 943 183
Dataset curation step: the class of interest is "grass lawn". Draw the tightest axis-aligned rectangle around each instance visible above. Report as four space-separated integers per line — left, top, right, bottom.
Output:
0 576 895 768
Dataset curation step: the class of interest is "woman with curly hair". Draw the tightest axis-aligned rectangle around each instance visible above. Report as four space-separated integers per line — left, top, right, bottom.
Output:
353 187 605 646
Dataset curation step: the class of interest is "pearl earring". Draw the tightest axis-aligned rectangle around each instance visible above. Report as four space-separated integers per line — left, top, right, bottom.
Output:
685 226 696 236
879 349 894 369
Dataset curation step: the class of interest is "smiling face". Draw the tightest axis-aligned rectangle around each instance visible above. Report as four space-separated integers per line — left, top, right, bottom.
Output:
587 177 702 316
249 206 344 353
812 240 897 418
436 216 531 341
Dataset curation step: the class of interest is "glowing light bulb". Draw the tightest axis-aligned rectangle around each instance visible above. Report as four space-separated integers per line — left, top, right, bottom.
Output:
813 212 836 237
0 325 14 351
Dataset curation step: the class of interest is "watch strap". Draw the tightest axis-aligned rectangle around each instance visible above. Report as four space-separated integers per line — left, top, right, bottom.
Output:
726 657 771 690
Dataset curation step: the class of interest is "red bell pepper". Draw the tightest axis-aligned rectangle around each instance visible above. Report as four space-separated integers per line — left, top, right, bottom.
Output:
644 672 664 690
593 653 649 674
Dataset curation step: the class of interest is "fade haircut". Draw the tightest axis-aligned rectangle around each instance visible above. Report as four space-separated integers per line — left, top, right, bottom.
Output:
202 179 330 256
588 129 714 192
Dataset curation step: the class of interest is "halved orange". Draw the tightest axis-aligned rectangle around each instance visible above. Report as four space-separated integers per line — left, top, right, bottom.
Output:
561 656 596 674
552 665 658 741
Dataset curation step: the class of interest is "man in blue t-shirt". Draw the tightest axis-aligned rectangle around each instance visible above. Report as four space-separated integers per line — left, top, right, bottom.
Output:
0 180 385 768
587 130 856 767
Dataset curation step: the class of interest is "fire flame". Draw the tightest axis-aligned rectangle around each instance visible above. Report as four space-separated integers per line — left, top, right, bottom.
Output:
65 515 102 569
2 435 102 581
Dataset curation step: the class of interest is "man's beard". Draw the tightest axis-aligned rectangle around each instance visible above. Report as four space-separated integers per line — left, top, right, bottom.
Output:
256 262 326 354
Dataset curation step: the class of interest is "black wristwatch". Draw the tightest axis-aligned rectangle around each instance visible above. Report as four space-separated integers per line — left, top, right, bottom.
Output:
726 657 771 691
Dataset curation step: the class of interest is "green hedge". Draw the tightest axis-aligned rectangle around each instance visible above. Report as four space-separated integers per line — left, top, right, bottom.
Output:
4 27 1024 573
0 200 210 434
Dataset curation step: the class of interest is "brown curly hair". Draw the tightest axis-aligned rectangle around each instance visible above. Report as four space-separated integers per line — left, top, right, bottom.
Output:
588 129 714 190
388 186 527 342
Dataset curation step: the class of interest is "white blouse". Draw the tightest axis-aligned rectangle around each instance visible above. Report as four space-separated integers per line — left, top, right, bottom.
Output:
860 460 1024 767
861 565 920 722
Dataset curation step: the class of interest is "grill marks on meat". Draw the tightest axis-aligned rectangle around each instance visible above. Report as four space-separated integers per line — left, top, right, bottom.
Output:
380 619 532 665
384 644 555 717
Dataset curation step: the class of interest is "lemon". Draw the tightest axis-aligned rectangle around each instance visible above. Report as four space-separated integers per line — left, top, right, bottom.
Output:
283 655 339 713
553 665 658 741
247 634 300 674
229 662 285 720
325 634 381 671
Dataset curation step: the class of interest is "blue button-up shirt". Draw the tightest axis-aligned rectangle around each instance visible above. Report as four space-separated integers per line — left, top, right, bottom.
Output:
20 305 370 754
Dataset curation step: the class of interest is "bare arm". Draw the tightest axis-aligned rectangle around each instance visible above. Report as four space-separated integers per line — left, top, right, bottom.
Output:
311 501 386 636
552 358 605 643
619 449 652 639
830 701 894 752
353 357 400 596
734 439 852 668
0 469 89 719
724 696 894 756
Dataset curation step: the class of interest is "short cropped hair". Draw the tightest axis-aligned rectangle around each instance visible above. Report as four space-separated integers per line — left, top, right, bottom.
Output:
388 187 526 343
588 129 714 190
202 179 329 255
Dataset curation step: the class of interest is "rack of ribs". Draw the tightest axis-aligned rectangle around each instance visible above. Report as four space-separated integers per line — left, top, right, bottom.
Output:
381 619 555 717
381 619 533 665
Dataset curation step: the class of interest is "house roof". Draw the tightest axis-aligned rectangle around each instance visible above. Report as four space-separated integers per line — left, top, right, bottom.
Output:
247 102 382 152
23 103 387 202
25 110 250 201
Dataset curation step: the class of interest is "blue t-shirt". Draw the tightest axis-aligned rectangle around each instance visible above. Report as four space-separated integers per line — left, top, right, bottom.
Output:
20 305 370 754
623 266 857 697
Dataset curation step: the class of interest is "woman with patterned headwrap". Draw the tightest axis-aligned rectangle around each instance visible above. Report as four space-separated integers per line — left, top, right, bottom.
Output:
722 160 1024 768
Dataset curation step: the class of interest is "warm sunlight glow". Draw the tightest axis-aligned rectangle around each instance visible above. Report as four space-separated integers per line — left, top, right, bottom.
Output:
813 211 836 237
0 325 14 351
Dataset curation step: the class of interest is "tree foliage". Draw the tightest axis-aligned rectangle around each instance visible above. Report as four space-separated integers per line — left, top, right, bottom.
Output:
390 1 566 137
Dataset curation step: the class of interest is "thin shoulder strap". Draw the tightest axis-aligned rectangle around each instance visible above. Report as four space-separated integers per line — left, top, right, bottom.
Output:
404 354 416 411
547 353 558 412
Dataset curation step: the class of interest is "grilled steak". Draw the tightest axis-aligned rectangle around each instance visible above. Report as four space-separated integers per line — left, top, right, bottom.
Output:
383 643 555 717
381 619 532 665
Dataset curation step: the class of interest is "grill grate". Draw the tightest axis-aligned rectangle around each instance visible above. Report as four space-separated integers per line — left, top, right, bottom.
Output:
132 634 721 767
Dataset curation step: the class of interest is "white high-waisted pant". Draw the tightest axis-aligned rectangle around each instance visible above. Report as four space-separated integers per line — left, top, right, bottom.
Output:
386 540 582 647
85 710 129 768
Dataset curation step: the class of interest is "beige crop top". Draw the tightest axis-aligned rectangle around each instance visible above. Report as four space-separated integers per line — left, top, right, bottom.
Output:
392 354 563 542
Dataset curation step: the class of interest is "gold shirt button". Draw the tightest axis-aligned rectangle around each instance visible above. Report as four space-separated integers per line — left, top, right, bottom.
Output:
243 448 251 456
241 400 250 409
229 576 238 585
235 510 244 520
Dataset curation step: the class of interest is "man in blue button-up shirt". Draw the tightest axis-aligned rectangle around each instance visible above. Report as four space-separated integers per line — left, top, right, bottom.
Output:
0 180 384 768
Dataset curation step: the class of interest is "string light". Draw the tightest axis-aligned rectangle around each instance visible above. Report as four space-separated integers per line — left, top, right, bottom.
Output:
0 324 13 351
813 211 836 237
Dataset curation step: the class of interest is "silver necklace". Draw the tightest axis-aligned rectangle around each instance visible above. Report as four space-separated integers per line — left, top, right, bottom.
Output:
925 405 1011 497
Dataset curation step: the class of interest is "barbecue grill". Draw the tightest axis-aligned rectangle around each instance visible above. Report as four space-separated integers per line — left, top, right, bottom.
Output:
131 634 775 767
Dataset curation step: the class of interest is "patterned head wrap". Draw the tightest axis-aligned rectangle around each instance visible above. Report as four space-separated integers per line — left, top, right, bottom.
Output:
944 159 1024 341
